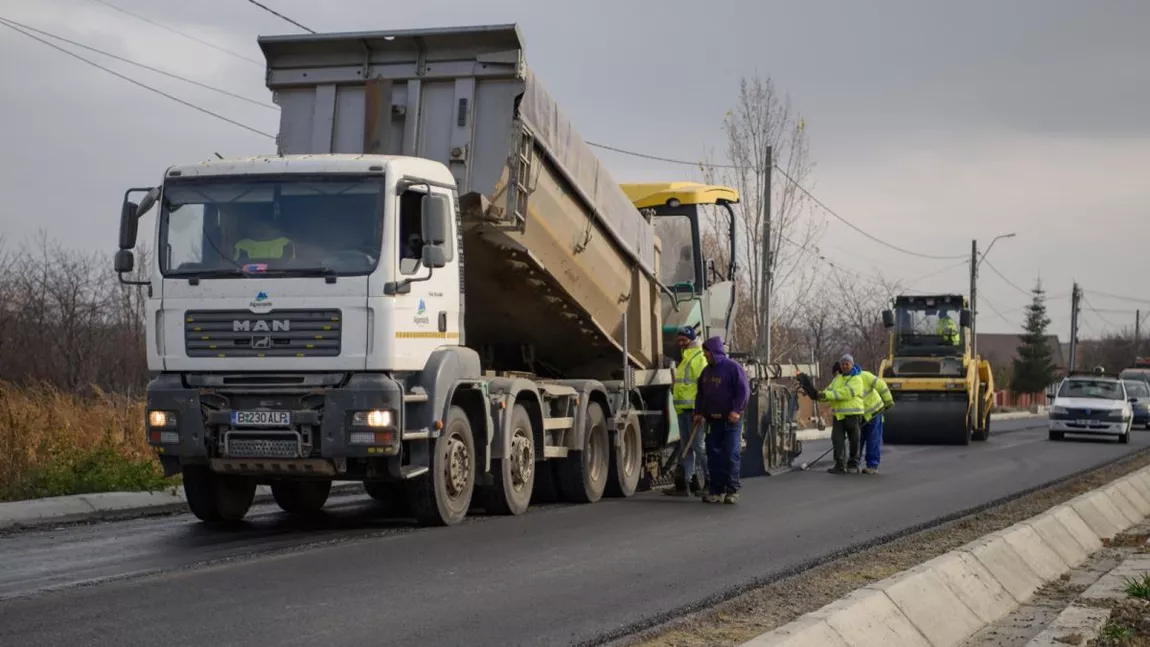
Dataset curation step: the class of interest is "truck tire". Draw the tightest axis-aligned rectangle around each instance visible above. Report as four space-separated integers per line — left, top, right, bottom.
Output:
271 480 331 516
557 401 609 503
605 413 642 498
481 403 535 516
365 482 410 517
406 405 475 527
182 465 256 524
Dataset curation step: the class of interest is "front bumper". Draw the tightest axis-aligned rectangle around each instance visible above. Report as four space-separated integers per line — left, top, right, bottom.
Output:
144 372 406 477
1049 418 1129 435
1132 409 1150 425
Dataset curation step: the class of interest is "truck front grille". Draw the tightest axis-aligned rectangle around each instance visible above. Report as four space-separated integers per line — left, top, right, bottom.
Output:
225 436 301 459
184 309 342 358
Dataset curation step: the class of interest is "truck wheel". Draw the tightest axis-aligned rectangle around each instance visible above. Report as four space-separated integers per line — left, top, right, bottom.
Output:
557 401 609 503
482 403 535 515
182 465 256 524
271 480 331 516
365 482 411 517
406 405 475 527
605 413 642 498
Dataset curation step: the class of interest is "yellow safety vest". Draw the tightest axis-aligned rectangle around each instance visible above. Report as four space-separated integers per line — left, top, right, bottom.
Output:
819 373 865 420
858 370 894 420
673 346 706 413
233 237 294 261
937 317 958 345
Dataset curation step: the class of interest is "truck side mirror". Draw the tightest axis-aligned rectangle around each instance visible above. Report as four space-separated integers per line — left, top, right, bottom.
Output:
114 249 136 273
119 201 139 250
881 309 894 329
421 244 447 269
960 309 972 328
118 186 160 251
422 193 451 245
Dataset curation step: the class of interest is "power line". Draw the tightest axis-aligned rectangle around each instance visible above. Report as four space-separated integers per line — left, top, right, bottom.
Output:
979 295 1013 324
982 259 1032 297
0 17 275 111
1084 289 1150 306
771 163 967 261
587 139 967 262
1083 294 1121 330
0 20 275 139
243 0 315 33
83 0 262 66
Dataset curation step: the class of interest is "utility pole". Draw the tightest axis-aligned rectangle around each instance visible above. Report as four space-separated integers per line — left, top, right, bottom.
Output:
1136 309 1142 358
1069 283 1081 371
758 144 773 364
970 239 979 428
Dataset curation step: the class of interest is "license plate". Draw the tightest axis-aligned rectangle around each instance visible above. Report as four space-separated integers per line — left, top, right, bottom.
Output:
231 410 292 427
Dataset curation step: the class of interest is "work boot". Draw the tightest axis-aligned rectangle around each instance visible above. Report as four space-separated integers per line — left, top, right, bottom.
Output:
846 462 860 474
702 493 722 503
827 463 846 475
688 474 702 496
723 493 739 505
862 467 878 475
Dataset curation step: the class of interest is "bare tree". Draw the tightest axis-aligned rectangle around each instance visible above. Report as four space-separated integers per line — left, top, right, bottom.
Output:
0 232 151 395
699 73 825 357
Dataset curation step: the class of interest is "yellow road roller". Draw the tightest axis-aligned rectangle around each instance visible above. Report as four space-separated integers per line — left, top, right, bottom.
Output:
879 294 995 445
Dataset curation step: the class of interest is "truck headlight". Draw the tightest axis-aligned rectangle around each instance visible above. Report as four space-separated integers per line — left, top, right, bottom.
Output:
351 410 394 428
1050 406 1068 416
1107 410 1127 421
148 410 176 428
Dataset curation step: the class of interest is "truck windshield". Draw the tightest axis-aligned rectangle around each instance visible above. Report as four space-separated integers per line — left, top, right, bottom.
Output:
159 175 385 278
891 302 964 356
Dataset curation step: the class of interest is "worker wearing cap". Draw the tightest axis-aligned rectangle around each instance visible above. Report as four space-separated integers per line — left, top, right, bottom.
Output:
819 354 866 474
937 313 958 346
857 364 894 474
664 326 709 497
693 335 750 504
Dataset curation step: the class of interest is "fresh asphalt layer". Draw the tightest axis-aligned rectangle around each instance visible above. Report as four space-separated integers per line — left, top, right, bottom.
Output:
0 418 1144 647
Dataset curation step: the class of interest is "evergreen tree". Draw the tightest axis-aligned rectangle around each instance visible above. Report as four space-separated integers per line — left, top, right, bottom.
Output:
1011 280 1057 393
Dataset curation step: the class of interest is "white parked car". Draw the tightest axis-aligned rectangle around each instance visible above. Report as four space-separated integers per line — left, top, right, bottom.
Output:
1048 372 1133 443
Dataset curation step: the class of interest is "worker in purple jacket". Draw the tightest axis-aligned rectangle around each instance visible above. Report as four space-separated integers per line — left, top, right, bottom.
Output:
692 336 750 504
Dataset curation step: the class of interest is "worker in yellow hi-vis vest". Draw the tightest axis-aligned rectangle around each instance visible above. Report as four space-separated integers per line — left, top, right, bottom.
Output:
664 326 709 497
233 216 296 262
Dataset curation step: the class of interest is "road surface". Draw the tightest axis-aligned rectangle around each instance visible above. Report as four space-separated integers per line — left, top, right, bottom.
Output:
0 419 1142 647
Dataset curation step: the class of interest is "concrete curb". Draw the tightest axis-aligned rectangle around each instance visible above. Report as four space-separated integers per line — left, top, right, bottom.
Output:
795 411 1043 442
0 481 365 530
739 465 1150 647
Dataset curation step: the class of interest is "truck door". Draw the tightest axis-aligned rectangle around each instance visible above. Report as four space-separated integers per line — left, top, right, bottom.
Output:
390 185 460 370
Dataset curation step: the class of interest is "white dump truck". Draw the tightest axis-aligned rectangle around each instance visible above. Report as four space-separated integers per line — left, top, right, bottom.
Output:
115 24 809 526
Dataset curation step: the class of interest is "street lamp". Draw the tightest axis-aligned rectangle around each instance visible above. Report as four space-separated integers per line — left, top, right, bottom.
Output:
971 233 1016 430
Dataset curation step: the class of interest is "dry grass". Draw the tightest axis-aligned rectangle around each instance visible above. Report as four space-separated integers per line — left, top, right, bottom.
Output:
0 381 173 502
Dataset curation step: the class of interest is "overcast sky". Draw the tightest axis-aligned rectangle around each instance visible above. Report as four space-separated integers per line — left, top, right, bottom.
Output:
1 0 1146 339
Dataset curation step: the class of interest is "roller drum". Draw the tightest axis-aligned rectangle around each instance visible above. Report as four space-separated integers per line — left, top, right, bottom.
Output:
882 392 970 445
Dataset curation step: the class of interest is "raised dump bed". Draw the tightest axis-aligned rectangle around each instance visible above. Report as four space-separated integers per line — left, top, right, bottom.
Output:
258 24 665 377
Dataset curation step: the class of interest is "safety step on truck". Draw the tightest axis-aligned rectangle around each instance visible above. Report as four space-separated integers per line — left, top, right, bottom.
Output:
115 23 812 527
